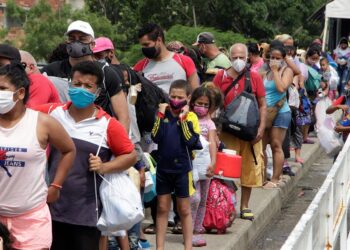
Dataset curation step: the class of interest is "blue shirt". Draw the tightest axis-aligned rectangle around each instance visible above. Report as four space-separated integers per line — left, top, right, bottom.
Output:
264 78 290 113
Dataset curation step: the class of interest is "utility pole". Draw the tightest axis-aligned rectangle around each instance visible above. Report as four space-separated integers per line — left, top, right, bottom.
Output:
192 4 197 28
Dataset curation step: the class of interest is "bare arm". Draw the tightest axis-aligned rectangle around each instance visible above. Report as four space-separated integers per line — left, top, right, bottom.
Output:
89 150 137 174
188 72 200 91
208 129 217 167
272 67 293 93
285 57 301 76
253 96 267 144
38 113 76 203
110 91 130 132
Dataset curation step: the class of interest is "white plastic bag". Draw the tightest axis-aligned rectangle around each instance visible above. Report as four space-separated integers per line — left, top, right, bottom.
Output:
317 117 344 157
97 172 144 232
192 135 211 181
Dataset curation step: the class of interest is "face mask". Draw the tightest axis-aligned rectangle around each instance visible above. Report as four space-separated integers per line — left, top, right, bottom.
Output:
231 58 246 73
169 99 187 113
193 105 209 117
0 90 17 114
68 87 97 109
270 59 283 69
66 41 93 58
142 46 160 59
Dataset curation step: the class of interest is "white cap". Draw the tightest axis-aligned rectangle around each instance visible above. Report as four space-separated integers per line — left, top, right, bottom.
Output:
66 20 94 38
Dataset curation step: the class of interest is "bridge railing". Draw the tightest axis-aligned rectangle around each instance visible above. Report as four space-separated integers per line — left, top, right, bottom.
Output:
281 137 350 250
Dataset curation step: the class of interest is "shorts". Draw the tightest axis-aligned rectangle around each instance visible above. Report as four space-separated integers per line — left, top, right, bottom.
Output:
156 170 195 198
220 132 264 187
273 111 291 129
0 203 52 250
51 220 100 250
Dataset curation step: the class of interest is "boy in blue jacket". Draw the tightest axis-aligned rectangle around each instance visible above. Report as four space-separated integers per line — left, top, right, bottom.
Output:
152 79 201 250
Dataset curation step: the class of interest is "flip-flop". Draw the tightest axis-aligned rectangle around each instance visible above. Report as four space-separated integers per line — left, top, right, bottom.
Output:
172 222 183 234
143 224 156 234
240 208 254 221
263 181 279 189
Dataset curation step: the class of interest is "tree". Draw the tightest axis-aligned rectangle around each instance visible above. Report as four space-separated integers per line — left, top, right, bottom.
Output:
22 0 121 61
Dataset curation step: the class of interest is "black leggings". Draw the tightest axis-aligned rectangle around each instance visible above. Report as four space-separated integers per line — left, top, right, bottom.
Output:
51 220 101 250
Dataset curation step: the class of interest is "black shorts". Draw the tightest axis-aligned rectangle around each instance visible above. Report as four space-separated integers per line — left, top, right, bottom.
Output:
156 170 195 198
51 221 100 250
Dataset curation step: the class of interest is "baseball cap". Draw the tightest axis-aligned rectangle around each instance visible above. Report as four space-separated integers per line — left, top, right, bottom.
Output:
0 44 21 62
93 37 114 53
193 32 215 46
66 20 94 39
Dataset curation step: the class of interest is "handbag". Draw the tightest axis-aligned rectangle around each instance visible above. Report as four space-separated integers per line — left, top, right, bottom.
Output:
265 96 286 129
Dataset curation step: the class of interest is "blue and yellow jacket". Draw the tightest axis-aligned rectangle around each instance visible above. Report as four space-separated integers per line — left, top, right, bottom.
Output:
151 110 201 173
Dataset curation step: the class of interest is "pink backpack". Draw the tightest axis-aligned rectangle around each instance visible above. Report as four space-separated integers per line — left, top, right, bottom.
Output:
203 179 237 234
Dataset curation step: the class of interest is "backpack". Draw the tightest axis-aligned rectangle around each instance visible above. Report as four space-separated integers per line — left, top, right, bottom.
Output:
203 179 237 234
133 72 169 134
305 66 321 94
219 70 260 141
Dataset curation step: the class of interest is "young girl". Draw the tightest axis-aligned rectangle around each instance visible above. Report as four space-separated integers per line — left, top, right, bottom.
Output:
189 86 217 247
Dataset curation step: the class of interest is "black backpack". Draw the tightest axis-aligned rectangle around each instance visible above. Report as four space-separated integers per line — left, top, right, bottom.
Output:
132 72 169 134
220 70 260 142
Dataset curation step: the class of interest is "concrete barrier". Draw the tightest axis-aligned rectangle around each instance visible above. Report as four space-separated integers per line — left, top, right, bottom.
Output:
281 137 350 250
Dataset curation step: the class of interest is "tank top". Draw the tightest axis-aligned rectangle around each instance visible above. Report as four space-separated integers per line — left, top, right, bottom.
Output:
0 109 47 216
264 78 290 113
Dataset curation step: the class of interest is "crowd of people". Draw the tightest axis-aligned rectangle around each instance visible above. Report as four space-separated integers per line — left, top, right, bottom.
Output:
0 19 349 250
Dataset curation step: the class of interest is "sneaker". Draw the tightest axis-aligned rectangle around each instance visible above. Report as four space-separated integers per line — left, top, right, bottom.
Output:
138 239 151 250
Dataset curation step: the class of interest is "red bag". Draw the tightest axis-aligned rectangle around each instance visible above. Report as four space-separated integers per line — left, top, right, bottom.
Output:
203 179 237 234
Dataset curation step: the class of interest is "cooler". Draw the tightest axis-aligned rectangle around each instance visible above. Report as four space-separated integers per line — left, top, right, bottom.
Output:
214 149 242 178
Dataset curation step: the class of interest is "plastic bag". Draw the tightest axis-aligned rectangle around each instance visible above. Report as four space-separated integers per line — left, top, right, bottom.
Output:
317 117 344 157
97 172 144 232
192 135 211 181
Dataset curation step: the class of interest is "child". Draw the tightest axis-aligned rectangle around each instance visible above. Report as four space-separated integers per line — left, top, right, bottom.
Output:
320 57 339 100
151 80 201 250
326 78 350 142
189 87 217 247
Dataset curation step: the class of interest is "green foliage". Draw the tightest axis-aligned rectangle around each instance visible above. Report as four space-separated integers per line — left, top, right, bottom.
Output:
6 0 27 26
21 0 120 61
166 25 249 48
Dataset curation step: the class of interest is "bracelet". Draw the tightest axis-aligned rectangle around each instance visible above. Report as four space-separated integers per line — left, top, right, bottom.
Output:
50 183 62 190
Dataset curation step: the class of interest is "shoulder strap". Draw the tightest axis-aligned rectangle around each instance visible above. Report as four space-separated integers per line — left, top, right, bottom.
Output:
243 70 252 93
141 58 150 72
224 71 245 96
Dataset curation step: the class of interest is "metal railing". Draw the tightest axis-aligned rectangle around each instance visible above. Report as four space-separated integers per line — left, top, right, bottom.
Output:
281 137 350 250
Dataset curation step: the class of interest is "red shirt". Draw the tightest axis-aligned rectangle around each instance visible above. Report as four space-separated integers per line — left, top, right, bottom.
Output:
26 73 61 108
213 69 265 107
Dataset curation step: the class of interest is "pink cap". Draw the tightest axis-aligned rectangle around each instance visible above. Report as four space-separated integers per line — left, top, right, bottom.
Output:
93 37 114 53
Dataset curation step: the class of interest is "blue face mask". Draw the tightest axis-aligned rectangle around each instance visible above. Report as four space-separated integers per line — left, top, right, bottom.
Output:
68 87 97 109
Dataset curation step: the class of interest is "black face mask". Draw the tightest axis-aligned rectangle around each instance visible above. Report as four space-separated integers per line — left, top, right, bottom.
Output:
142 46 160 59
66 41 93 58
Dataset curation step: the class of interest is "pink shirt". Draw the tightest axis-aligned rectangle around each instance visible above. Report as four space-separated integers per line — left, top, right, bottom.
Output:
199 117 216 140
250 58 264 72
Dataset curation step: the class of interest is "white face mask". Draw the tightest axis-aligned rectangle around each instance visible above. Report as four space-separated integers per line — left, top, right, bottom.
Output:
231 58 246 73
0 90 18 114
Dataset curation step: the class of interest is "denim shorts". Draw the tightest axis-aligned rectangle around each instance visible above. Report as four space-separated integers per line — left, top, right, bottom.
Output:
272 111 291 129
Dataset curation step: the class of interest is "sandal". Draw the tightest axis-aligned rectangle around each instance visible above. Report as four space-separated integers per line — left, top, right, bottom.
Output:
263 181 279 189
303 138 314 144
295 157 304 164
282 166 295 176
240 208 254 221
143 224 156 234
192 235 207 247
172 222 183 234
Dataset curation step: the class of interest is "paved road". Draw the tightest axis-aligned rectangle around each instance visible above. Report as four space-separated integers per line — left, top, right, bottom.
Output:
250 155 333 250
